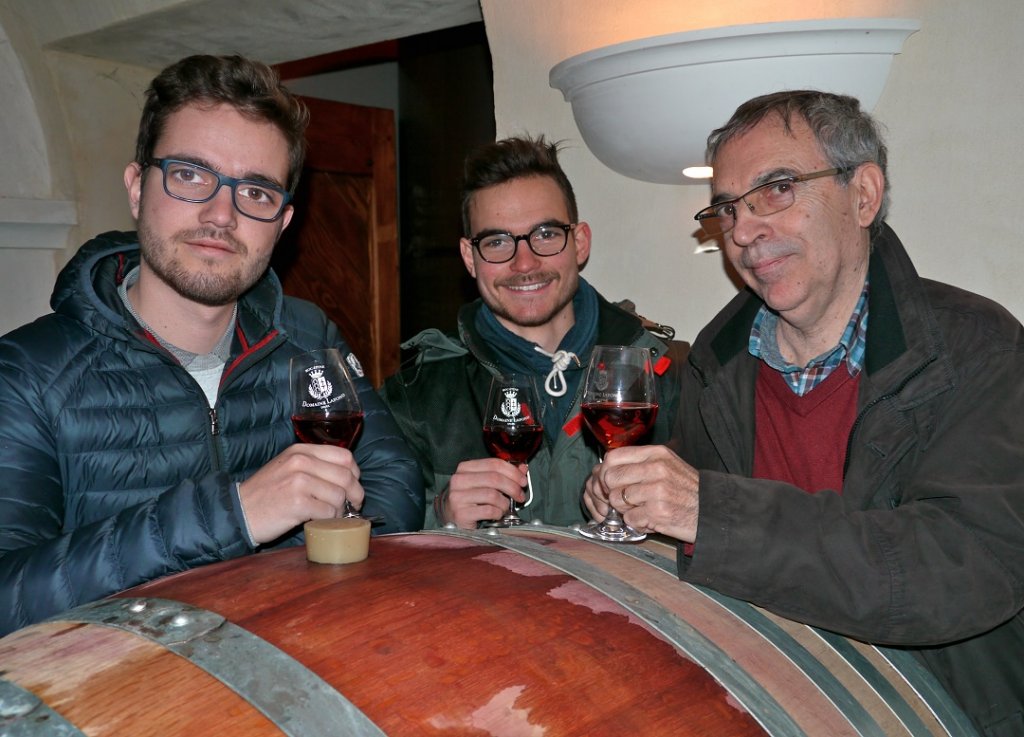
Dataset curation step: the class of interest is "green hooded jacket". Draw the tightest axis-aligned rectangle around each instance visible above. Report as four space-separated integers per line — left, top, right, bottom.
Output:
379 293 687 528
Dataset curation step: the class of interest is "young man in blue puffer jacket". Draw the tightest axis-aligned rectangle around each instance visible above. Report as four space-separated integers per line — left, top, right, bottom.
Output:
0 54 423 635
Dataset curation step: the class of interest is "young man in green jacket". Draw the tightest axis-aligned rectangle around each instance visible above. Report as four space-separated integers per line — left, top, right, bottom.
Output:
381 136 685 529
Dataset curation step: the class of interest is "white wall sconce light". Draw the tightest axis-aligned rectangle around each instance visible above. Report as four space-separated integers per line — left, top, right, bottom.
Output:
549 18 920 185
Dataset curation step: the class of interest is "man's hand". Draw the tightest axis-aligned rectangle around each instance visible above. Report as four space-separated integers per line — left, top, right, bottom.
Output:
583 445 699 542
437 458 528 529
238 444 364 544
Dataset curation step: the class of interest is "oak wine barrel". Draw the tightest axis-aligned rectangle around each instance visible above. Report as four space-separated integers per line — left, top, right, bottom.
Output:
0 526 976 736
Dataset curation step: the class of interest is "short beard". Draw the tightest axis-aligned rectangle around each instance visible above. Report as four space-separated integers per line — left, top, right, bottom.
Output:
487 271 577 328
137 211 269 308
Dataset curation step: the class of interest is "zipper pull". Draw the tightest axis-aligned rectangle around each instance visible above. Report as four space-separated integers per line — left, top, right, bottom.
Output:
209 408 220 436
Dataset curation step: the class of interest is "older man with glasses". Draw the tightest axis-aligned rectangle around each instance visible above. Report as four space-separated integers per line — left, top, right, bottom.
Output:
0 54 423 636
380 135 687 530
584 90 1024 735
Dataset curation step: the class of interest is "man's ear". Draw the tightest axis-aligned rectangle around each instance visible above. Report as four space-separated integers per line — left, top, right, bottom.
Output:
459 238 477 278
124 162 144 220
573 221 592 265
278 204 295 233
853 162 885 228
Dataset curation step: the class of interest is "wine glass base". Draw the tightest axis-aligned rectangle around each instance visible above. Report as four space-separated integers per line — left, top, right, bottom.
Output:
578 520 646 543
485 516 527 528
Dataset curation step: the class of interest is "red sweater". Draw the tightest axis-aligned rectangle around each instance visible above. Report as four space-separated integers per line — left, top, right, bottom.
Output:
752 361 860 494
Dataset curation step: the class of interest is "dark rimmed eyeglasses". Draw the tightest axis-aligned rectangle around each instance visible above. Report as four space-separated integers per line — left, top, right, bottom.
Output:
146 158 292 222
469 223 575 264
694 166 857 237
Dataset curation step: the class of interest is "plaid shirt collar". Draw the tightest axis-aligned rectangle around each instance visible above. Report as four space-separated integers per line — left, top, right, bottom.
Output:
749 279 869 396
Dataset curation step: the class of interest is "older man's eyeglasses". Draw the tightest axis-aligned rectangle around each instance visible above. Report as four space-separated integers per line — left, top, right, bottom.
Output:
147 158 292 222
694 166 856 237
470 223 575 264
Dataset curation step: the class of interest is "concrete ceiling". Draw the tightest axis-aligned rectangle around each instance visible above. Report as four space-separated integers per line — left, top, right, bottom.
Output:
29 0 483 68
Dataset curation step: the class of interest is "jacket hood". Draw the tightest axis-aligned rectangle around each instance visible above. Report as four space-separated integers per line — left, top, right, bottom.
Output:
51 231 144 342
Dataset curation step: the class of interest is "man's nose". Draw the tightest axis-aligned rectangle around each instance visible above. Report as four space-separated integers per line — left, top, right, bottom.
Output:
729 198 765 247
509 236 541 270
198 184 238 227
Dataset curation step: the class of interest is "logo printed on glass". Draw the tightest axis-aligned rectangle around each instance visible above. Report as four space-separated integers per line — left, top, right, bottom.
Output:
493 387 528 427
302 364 345 408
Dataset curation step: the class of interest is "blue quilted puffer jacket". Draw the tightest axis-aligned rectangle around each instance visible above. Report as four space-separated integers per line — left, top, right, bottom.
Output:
0 231 423 634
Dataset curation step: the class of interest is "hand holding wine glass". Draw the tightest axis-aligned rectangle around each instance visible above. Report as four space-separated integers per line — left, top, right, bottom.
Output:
482 373 544 527
290 348 381 523
578 345 658 542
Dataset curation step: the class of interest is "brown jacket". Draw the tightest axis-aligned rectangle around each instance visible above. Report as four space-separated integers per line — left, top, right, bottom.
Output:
674 224 1024 736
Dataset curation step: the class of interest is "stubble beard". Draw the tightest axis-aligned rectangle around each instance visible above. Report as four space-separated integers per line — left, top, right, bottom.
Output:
136 208 271 308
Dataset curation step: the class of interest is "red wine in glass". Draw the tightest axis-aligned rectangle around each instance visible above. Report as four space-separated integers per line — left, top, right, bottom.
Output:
483 424 544 463
578 345 658 543
580 401 658 450
289 348 380 523
482 373 544 527
291 410 364 448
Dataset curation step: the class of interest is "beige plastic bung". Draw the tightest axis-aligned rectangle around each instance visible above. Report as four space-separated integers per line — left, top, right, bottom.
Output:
304 517 371 564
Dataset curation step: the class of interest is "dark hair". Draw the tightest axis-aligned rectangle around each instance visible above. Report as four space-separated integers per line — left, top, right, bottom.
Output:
134 54 309 192
706 90 890 232
460 135 578 235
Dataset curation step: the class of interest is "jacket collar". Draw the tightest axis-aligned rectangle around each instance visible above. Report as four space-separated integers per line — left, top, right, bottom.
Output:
691 223 949 401
456 290 650 369
52 230 287 349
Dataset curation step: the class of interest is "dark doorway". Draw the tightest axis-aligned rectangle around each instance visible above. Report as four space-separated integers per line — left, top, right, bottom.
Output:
271 97 398 388
276 23 495 383
397 23 495 342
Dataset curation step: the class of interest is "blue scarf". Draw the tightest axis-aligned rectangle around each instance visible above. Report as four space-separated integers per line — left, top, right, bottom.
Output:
475 278 599 439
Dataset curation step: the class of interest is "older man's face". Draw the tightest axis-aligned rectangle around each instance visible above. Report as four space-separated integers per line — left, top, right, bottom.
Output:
712 114 876 335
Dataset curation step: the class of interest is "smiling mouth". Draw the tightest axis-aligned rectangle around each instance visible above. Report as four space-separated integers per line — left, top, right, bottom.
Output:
743 250 792 277
500 273 557 293
506 282 548 293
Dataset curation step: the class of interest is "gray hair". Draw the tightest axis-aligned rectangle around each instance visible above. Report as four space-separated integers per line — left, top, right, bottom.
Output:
706 90 889 233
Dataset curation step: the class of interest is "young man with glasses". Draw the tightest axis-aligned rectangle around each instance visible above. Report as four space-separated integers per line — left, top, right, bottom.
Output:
0 54 423 635
585 90 1024 734
380 135 686 529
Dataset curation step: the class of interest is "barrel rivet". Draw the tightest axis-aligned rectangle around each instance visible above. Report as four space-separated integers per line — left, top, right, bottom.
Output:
171 614 191 627
128 600 148 613
0 699 34 718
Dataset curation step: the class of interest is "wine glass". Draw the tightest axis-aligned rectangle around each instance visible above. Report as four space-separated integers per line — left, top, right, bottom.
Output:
578 345 659 543
482 373 544 527
289 348 380 523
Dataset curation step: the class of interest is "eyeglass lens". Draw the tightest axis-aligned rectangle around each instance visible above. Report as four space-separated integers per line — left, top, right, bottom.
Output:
475 225 570 263
698 181 798 237
158 160 287 221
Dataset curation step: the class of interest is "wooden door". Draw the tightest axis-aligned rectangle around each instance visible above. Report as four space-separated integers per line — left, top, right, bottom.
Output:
272 96 398 387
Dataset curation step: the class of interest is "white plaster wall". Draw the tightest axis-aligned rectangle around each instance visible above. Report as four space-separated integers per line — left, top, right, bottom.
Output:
46 52 153 248
0 15 61 333
480 0 1022 343
0 9 149 336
